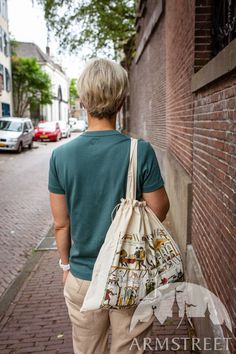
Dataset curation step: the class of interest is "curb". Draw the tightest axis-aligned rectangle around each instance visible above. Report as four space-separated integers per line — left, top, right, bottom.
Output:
0 224 54 322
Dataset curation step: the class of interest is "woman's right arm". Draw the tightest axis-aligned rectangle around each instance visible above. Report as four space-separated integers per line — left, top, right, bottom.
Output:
142 186 170 222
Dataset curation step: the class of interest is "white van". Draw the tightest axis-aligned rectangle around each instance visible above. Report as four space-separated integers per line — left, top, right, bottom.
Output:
69 118 86 132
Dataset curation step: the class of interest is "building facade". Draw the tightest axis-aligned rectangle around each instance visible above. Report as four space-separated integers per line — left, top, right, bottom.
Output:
15 42 69 125
0 0 12 117
125 0 236 351
70 95 88 121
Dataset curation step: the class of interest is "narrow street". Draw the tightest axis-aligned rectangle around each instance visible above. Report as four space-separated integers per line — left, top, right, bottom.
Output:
0 133 193 354
0 134 80 299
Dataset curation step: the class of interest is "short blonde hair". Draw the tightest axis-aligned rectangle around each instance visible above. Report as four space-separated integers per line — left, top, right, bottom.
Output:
78 58 128 119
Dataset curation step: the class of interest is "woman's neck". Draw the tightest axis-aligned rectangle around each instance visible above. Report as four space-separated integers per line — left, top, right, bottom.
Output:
86 113 117 131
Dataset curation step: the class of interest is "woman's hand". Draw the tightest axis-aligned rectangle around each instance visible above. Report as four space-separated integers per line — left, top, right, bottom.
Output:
63 270 70 285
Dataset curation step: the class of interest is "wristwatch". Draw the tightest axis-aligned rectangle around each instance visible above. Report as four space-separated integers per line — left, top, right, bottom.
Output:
59 259 70 271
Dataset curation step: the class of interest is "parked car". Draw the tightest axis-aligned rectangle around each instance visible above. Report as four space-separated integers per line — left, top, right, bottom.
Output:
0 117 34 153
58 121 71 138
77 120 86 132
69 118 86 132
34 121 62 142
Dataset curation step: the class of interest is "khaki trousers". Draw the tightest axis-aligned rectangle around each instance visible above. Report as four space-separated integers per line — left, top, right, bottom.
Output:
64 271 154 354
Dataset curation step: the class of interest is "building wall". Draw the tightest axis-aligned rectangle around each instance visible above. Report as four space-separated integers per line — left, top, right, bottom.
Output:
42 63 69 122
128 0 194 259
165 0 195 177
70 96 88 121
0 0 12 117
128 0 235 350
191 71 236 345
129 2 166 149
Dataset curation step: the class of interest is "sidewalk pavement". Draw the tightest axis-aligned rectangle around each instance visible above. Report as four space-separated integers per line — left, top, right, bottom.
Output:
0 223 195 354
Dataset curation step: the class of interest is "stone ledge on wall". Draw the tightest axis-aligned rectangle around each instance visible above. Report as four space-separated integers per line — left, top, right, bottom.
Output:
192 38 236 92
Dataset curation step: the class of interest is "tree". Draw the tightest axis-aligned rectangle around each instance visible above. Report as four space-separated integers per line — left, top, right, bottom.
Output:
12 56 53 117
36 0 136 59
69 78 78 107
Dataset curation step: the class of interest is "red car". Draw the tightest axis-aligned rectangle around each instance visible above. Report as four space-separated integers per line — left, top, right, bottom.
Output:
34 121 62 142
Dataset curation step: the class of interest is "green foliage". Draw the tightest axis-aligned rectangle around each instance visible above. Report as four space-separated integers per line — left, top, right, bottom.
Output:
36 0 136 58
12 55 53 117
10 38 17 56
69 78 78 106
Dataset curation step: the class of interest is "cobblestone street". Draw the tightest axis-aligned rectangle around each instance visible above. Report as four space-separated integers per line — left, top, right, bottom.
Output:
0 135 79 298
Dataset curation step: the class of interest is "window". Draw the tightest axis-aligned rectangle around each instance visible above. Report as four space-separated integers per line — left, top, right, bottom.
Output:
1 103 10 117
4 32 9 56
1 0 7 19
212 0 236 57
0 64 4 91
3 32 8 56
5 67 10 92
26 121 32 130
0 28 3 52
38 122 55 131
23 123 28 132
5 0 7 19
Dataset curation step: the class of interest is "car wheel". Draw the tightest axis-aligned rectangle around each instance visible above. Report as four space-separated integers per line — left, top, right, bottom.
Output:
17 142 23 153
28 140 33 149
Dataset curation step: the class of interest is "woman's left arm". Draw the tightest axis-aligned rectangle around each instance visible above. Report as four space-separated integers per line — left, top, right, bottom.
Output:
50 192 71 282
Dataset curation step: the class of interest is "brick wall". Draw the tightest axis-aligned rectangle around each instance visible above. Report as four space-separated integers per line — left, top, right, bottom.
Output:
194 0 213 72
129 0 195 169
128 1 236 349
165 0 195 177
192 72 236 341
129 0 166 149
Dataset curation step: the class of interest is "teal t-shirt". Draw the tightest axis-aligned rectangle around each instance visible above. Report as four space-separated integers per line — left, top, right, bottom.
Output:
48 130 164 280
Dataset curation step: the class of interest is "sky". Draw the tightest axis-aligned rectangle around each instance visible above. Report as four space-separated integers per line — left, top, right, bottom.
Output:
8 0 85 79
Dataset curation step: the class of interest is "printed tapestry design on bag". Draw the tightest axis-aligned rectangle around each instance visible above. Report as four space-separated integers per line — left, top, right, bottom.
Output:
101 228 183 309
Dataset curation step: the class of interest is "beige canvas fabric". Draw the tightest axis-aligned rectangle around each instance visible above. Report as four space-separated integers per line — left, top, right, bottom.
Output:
81 137 184 312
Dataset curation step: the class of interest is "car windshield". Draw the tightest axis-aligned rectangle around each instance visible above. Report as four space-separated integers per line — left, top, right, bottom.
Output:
38 123 55 131
0 120 23 132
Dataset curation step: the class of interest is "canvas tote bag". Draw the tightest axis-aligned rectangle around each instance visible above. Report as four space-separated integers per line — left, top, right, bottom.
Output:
80 137 184 312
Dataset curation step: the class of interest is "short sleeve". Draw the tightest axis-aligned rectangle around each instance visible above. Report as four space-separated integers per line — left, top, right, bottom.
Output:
48 151 65 194
142 142 165 193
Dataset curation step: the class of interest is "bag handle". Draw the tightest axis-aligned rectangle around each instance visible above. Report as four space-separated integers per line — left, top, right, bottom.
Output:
126 137 138 200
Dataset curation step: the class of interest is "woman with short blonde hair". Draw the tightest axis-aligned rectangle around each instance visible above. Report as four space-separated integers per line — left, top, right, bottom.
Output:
78 58 128 119
49 58 169 354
